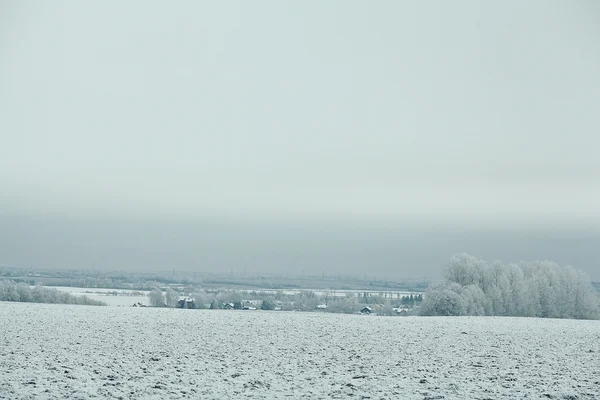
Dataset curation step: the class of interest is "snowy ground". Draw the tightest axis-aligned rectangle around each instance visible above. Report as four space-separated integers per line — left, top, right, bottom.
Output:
1 302 599 399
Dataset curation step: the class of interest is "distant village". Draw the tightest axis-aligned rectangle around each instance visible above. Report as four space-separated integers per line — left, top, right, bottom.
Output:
135 287 423 316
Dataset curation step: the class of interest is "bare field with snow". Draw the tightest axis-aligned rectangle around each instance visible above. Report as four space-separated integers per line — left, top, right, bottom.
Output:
1 302 599 399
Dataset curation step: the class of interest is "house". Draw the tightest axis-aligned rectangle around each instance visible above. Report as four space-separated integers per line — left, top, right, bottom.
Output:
177 298 196 309
222 302 235 310
242 301 257 310
316 304 328 310
360 306 373 314
132 302 146 307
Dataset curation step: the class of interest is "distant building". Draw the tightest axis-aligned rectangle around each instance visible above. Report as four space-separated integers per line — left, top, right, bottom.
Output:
177 298 196 309
242 301 257 310
360 306 373 314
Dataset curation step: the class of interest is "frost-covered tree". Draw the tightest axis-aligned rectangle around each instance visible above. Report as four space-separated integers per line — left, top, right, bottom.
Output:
189 289 209 309
421 254 599 320
216 291 242 305
462 284 486 316
0 281 105 306
148 287 165 307
293 295 320 311
260 299 275 310
572 269 599 319
507 264 528 316
326 296 361 314
420 281 465 316
378 300 396 316
165 288 179 308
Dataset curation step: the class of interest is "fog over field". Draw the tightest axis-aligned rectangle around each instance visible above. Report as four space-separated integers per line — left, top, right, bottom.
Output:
1 214 600 280
1 0 599 280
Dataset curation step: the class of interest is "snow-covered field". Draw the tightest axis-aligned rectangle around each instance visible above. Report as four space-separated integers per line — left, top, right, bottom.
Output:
1 302 599 399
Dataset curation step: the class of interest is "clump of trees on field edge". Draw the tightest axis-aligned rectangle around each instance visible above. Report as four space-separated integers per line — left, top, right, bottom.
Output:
0 280 106 306
421 254 599 320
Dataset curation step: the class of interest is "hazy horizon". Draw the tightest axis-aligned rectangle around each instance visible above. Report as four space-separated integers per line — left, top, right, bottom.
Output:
1 214 599 281
1 1 599 280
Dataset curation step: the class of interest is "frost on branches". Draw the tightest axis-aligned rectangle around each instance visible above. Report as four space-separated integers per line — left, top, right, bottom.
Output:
421 253 599 320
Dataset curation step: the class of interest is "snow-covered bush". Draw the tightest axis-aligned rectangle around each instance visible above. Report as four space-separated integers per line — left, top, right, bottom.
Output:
0 281 105 306
421 254 599 320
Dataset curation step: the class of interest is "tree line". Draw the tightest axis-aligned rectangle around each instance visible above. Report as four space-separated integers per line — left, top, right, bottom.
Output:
0 280 106 306
421 253 599 320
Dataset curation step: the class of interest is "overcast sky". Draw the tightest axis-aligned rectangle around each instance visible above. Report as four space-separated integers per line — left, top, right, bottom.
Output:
1 1 599 279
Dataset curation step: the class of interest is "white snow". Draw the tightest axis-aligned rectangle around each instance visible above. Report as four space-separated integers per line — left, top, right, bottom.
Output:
1 302 599 399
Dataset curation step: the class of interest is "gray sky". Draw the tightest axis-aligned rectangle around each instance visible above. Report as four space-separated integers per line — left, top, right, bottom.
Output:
1 1 599 279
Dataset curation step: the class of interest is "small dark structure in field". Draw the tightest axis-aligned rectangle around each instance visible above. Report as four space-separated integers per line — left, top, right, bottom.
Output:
242 300 258 309
360 306 373 314
177 298 196 309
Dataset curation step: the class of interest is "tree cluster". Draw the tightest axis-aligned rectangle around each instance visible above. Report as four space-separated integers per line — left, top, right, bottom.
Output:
0 280 106 306
421 254 599 320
